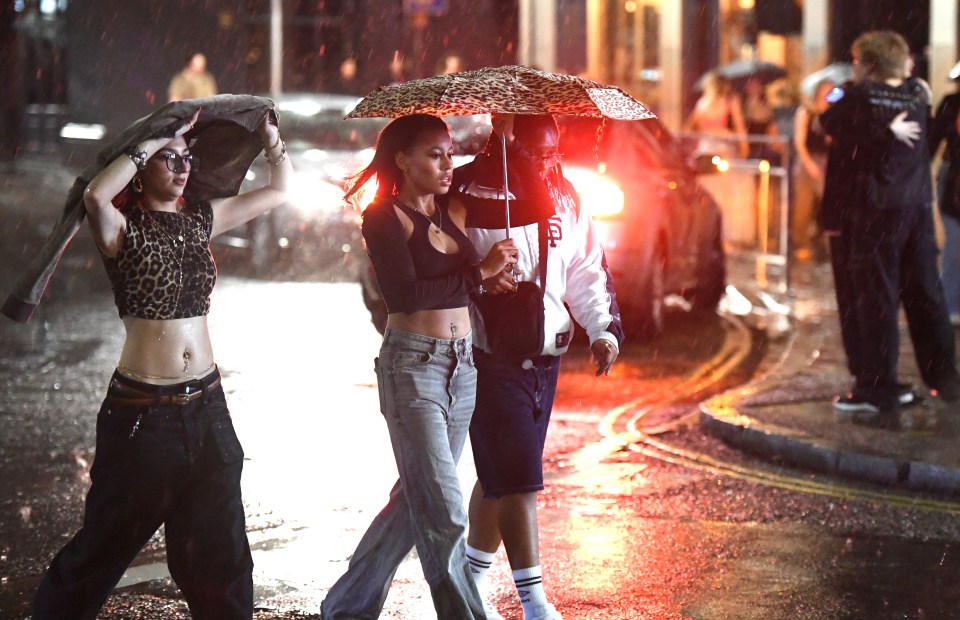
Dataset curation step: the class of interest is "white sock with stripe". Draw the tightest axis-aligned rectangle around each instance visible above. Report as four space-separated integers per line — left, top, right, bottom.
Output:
466 544 497 591
512 565 549 618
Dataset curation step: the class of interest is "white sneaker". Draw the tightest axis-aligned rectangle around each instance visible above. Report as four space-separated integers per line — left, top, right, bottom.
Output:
483 597 506 620
524 603 563 620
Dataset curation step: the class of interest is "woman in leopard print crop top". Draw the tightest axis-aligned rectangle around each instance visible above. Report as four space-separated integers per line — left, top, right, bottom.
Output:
31 106 292 618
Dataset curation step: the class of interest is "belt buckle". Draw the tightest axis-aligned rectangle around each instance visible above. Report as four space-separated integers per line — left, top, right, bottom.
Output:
173 385 193 405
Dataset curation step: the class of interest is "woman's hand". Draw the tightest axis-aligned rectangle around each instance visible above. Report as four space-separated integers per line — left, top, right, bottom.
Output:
889 111 920 147
481 268 519 295
257 112 280 148
479 238 518 279
492 114 515 145
174 109 201 139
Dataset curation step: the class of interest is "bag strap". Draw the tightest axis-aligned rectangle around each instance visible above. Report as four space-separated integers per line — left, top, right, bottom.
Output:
537 218 548 299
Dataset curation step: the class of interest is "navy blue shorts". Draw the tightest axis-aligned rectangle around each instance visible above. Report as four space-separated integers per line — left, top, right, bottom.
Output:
470 348 561 498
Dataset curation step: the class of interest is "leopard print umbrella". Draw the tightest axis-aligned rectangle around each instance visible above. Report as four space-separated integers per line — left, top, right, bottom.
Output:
346 65 655 120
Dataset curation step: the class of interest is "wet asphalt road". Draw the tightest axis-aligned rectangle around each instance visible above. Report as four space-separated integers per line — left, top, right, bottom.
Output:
3 161 960 618
2 271 960 619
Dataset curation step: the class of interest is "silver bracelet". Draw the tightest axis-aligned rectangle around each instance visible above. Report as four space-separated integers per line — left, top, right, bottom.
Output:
266 140 287 166
125 146 147 171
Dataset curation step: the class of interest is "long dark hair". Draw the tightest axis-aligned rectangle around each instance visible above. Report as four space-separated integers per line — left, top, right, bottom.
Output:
345 114 449 205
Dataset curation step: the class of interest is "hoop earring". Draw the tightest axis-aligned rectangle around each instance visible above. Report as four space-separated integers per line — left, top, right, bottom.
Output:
132 176 143 193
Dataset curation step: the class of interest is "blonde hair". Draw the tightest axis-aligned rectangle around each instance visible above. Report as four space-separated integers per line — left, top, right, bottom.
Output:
703 72 732 98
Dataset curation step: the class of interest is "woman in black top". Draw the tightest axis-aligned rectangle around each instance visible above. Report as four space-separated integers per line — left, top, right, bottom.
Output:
321 114 517 619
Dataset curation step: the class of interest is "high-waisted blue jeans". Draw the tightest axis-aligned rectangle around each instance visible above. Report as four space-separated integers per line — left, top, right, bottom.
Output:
321 328 485 620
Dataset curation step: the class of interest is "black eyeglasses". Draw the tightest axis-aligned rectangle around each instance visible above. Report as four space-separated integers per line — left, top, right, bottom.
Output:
159 153 200 173
516 144 563 165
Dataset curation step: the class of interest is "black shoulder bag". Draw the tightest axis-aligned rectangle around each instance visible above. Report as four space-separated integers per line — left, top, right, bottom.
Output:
474 221 548 359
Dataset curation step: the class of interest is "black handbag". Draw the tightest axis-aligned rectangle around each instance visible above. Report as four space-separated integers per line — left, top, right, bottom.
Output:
475 220 548 359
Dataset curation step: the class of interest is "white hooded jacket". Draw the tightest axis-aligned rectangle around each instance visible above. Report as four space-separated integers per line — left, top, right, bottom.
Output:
453 158 623 357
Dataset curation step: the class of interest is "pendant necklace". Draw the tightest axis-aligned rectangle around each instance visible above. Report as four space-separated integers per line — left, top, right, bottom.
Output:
410 201 442 235
142 205 186 312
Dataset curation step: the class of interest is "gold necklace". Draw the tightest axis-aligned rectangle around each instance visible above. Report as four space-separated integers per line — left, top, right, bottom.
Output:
406 201 442 235
142 207 186 313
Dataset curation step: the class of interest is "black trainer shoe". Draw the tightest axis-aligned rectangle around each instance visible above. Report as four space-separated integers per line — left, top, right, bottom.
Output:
833 394 880 413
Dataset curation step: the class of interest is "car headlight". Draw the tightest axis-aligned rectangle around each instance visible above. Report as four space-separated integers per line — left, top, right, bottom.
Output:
563 166 625 218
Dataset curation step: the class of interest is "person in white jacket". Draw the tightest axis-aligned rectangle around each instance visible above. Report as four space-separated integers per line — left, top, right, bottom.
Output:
447 114 623 620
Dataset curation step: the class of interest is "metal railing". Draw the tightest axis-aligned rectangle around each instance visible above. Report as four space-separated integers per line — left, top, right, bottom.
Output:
682 132 792 292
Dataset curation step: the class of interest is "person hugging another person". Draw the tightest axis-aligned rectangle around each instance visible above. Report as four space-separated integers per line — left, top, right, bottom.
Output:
820 30 960 428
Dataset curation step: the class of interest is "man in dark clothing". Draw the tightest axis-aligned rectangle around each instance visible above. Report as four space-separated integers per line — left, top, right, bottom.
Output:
820 30 960 427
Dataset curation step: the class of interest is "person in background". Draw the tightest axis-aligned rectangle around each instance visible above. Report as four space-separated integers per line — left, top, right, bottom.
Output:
449 114 622 620
684 71 748 159
32 103 292 618
929 73 960 326
436 51 465 75
388 50 408 85
167 52 217 102
320 114 517 620
743 76 783 164
330 56 364 96
821 30 960 427
792 79 834 261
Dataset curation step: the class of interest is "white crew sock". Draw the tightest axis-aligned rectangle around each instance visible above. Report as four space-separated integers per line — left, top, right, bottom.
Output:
512 565 549 618
465 544 497 591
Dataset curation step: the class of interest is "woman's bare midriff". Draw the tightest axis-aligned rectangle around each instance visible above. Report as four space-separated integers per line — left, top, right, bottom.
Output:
118 316 215 384
387 307 472 341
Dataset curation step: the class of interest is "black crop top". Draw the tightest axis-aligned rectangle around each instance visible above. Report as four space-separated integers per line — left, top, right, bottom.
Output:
361 198 482 314
100 201 217 319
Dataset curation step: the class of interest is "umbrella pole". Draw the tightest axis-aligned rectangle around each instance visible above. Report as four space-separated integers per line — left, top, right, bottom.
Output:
502 133 511 237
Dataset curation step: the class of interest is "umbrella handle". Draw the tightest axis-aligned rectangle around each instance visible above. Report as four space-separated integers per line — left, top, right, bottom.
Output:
502 132 510 238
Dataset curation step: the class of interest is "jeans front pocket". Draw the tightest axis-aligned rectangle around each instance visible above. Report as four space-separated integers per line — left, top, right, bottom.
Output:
391 349 432 368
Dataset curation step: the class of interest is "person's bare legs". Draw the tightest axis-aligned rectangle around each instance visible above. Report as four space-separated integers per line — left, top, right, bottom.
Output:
467 482 539 565
468 482 558 619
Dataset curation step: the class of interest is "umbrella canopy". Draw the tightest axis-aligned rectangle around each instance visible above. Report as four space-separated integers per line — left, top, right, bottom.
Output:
800 62 854 99
694 59 787 92
346 65 655 120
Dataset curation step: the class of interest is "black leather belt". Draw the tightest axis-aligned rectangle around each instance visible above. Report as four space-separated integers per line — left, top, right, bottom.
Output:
109 375 222 407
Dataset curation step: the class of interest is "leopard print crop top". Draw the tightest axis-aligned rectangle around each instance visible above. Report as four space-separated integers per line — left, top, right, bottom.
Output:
100 201 217 320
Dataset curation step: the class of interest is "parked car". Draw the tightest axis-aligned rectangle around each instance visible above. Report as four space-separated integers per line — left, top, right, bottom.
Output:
558 115 726 339
216 93 386 277
362 115 726 340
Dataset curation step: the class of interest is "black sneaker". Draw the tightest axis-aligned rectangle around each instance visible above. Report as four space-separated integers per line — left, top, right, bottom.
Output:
833 394 880 413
